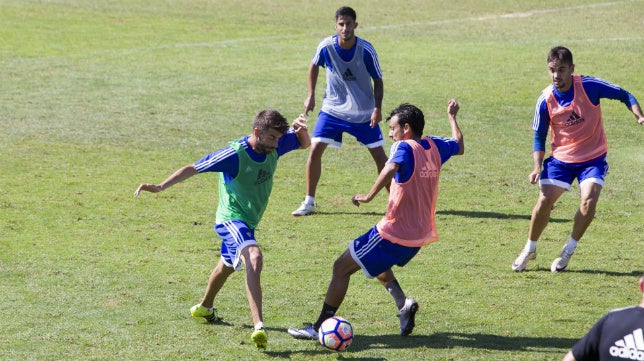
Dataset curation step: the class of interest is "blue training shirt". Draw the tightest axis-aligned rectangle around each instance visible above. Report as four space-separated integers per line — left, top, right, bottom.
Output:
388 136 461 183
194 130 301 182
532 75 639 152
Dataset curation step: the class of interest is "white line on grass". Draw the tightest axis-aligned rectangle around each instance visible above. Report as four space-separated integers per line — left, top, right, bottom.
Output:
361 0 640 31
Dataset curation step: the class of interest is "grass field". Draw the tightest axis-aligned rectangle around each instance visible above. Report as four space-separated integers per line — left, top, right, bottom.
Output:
1 0 643 360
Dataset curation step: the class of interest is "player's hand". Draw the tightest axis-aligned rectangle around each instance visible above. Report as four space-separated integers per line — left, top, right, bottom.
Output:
370 108 382 128
292 114 308 133
352 194 371 207
528 169 540 184
447 99 459 116
637 116 644 125
134 183 162 196
304 96 315 116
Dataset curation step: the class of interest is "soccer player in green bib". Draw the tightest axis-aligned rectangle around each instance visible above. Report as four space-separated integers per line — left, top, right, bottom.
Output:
135 110 310 348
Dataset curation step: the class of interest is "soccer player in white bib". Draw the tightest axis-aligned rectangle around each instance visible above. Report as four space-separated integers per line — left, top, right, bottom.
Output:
135 110 310 348
511 46 644 273
291 6 388 216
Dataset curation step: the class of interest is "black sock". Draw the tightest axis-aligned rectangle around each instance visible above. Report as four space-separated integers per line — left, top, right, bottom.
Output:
313 302 338 330
385 279 406 310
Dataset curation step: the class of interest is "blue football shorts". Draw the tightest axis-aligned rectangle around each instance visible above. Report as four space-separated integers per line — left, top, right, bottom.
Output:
349 226 421 278
540 155 609 191
215 220 257 271
312 111 385 149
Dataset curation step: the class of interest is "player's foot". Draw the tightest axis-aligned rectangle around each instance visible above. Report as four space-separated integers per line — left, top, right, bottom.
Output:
291 202 316 217
398 298 419 336
287 323 318 340
551 248 574 273
511 250 536 271
251 325 268 349
190 304 219 323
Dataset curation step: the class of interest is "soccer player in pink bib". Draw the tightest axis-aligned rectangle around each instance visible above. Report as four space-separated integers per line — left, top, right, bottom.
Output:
512 46 644 273
288 101 464 339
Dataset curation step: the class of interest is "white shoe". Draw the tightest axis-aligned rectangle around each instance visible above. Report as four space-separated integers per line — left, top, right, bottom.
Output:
511 250 536 271
551 248 573 273
398 298 419 336
287 323 318 340
291 202 315 217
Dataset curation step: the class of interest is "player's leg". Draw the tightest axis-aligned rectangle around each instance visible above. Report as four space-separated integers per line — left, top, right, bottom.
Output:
551 159 607 272
292 113 342 216
368 145 388 173
203 260 235 305
513 157 571 271
349 120 387 174
305 142 328 199
323 249 361 309
241 245 268 348
529 184 567 241
191 231 238 323
287 249 359 340
241 245 264 326
377 270 418 336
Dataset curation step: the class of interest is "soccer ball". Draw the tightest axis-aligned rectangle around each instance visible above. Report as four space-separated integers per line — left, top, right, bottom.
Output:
318 316 353 351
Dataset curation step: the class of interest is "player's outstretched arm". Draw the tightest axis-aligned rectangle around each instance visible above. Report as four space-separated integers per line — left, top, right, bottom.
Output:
447 99 464 155
352 162 398 206
134 164 198 196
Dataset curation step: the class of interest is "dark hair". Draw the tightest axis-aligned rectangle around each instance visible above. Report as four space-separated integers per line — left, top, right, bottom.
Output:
335 6 357 21
253 109 289 134
387 103 425 136
547 46 573 66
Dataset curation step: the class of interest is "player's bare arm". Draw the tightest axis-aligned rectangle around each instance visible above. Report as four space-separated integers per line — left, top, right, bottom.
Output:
304 64 320 116
134 164 198 196
352 162 398 206
447 99 464 155
370 78 384 128
529 151 545 184
631 104 644 125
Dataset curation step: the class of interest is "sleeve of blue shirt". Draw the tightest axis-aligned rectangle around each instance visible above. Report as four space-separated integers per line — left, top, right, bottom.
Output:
581 75 639 108
193 130 300 181
362 40 383 80
194 143 240 183
276 129 302 157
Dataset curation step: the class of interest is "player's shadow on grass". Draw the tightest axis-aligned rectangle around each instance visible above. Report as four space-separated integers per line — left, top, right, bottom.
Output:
349 332 577 353
314 209 570 223
437 210 569 223
559 269 642 277
261 330 576 358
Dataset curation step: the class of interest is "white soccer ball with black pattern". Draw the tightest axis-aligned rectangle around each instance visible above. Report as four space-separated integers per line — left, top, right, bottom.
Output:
318 316 353 351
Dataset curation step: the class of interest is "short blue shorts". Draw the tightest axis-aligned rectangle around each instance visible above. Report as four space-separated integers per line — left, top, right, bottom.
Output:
312 111 384 149
215 220 257 271
540 155 609 191
349 226 420 278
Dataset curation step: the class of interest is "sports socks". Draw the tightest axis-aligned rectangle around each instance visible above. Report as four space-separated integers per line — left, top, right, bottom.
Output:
304 195 315 205
385 279 407 310
525 240 537 253
313 303 337 330
564 237 578 255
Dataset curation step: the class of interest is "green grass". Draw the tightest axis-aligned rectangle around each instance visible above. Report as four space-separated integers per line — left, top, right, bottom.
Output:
1 0 643 360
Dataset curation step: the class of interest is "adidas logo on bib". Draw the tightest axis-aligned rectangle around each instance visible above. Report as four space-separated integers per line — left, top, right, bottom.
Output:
609 328 644 360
